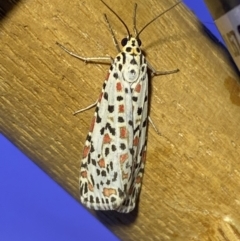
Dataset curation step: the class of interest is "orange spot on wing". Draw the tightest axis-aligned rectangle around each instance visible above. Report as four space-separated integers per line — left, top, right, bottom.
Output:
118 104 124 113
128 186 133 195
98 91 103 101
120 127 127 138
136 176 142 184
116 82 122 91
98 158 105 168
88 183 94 192
102 188 117 197
133 136 139 146
103 133 111 144
82 146 90 158
120 153 128 164
142 151 147 163
135 83 141 93
80 171 87 178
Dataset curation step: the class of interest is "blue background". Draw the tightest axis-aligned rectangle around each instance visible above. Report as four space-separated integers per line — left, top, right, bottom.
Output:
0 1 223 240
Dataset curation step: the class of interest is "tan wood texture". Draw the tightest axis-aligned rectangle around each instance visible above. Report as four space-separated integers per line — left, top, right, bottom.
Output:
1 0 240 240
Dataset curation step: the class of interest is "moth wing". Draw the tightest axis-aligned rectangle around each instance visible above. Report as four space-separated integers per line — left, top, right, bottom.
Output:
80 69 127 210
116 60 149 213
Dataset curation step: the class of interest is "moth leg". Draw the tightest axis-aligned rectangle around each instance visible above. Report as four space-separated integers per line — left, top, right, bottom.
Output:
147 61 179 76
148 116 161 135
73 99 98 115
56 42 113 63
147 62 178 134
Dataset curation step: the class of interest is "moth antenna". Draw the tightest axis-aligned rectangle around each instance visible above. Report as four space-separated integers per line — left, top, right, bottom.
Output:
137 1 181 38
104 14 121 52
133 3 138 36
101 0 131 38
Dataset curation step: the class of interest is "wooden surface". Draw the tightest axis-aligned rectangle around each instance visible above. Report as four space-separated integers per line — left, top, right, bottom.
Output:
1 0 240 240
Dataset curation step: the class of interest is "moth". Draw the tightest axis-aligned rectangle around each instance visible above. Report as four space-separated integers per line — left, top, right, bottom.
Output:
57 0 180 213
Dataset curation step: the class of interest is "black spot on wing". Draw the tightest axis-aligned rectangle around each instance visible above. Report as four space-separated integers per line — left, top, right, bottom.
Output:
100 127 104 135
134 125 140 135
86 134 91 142
102 82 106 89
109 161 113 170
90 174 95 186
143 117 147 128
96 113 102 123
101 170 107 177
87 155 91 164
117 96 124 101
81 162 87 168
110 196 116 203
118 188 124 198
111 145 116 152
118 116 124 123
132 96 138 102
103 92 108 100
106 123 116 135
108 105 114 113
113 72 118 79
105 147 110 157
112 172 117 182
122 52 126 64
144 95 148 102
118 64 123 71
91 158 96 166
137 107 142 116
120 143 126 150
80 182 88 195
89 195 94 203
141 65 146 72
128 120 133 126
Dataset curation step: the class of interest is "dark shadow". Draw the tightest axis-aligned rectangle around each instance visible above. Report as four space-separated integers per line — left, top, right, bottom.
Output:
0 0 22 21
95 198 139 226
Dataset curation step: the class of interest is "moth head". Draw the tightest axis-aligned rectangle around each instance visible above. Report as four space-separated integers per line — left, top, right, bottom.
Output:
121 36 142 48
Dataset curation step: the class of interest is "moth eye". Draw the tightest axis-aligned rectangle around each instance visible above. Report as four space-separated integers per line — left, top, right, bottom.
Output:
137 38 141 47
121 37 128 46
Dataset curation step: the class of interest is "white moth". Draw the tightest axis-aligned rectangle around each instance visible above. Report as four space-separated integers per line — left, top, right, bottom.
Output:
57 0 180 213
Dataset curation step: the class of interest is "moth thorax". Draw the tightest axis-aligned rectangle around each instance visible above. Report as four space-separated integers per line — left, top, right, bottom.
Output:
123 64 140 83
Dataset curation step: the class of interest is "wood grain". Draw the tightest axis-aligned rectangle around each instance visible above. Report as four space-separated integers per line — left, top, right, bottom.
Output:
1 0 240 240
